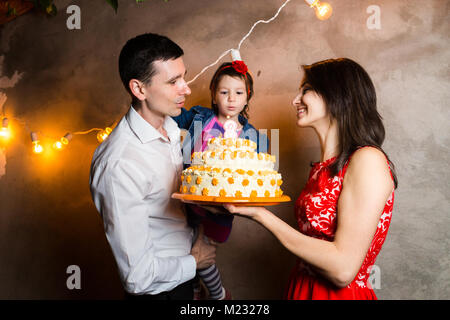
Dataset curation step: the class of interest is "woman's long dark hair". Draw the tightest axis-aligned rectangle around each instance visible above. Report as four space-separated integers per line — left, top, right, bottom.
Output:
303 58 398 188
209 62 254 119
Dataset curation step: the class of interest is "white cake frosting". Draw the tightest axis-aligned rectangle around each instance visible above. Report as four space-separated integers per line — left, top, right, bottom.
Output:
180 137 283 198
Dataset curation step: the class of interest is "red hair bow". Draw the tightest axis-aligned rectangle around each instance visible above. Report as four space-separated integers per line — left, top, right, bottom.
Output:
232 60 248 74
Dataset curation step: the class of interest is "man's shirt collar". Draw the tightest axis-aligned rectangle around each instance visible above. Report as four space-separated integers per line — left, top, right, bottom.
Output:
126 105 180 144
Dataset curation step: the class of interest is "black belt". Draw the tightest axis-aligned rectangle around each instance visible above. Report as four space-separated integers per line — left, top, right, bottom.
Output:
124 279 194 300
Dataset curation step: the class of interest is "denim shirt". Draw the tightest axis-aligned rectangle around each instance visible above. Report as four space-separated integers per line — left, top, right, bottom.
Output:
172 106 269 166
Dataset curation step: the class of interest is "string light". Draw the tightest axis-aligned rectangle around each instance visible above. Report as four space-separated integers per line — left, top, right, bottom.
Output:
188 0 332 85
0 117 11 140
61 132 73 145
53 132 73 150
188 0 293 85
304 0 333 20
1 1 333 157
30 132 44 154
96 127 112 143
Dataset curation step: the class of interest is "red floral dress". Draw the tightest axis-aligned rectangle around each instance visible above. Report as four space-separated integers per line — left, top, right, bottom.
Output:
285 149 395 300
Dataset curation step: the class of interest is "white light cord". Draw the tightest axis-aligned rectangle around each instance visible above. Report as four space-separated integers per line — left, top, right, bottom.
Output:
187 49 232 85
237 0 292 50
187 0 292 85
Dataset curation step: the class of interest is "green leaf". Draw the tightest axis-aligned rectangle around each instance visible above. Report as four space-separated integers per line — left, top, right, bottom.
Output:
6 6 17 17
106 0 118 13
46 4 57 16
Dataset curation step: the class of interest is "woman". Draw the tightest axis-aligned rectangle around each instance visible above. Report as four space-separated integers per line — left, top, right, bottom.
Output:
225 58 398 300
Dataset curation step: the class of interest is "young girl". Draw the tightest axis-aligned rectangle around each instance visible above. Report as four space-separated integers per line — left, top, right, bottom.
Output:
173 59 267 300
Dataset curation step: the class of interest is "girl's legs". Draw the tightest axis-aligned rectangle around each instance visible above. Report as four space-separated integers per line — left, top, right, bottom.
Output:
197 264 225 300
190 209 233 300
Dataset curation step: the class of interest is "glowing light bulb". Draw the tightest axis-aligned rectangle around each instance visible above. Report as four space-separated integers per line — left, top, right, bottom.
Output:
97 127 112 143
305 0 333 20
315 2 332 20
31 132 44 154
33 141 44 154
53 141 63 150
0 117 11 140
53 132 73 150
97 131 108 143
0 128 9 138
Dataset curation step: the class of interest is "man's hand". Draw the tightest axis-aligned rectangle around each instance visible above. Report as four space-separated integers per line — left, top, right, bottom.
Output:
190 226 217 269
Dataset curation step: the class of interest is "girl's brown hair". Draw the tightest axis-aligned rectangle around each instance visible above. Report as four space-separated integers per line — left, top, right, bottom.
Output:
209 62 254 119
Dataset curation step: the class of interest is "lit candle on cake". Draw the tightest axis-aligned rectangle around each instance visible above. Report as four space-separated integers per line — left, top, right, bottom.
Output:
223 116 238 139
222 49 245 140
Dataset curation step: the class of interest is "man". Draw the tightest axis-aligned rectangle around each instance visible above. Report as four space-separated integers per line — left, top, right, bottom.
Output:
90 33 216 300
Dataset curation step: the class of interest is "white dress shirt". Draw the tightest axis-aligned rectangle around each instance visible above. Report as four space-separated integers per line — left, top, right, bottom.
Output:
89 106 196 295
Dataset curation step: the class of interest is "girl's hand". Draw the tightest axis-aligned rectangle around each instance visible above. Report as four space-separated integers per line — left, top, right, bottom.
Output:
223 204 265 219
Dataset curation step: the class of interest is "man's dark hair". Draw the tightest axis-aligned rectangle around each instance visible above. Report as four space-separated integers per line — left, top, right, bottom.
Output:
118 33 184 105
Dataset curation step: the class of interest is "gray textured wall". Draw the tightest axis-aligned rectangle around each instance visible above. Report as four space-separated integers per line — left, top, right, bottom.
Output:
0 0 448 299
